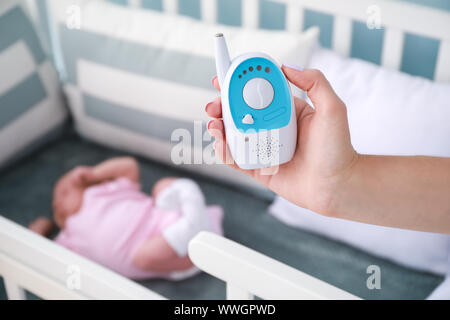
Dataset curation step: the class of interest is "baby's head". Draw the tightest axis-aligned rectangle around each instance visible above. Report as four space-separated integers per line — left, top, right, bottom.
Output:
52 167 93 228
152 177 177 200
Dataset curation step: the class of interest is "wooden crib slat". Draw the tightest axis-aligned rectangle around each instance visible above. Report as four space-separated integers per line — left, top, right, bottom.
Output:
0 217 164 300
242 0 259 29
381 28 404 70
272 0 450 42
435 40 450 83
201 0 217 24
162 0 177 14
286 3 303 33
333 16 352 56
0 252 85 300
4 277 26 300
127 0 141 8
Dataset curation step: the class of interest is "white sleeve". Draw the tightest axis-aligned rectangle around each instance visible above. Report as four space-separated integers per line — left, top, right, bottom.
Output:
427 250 450 300
158 179 211 256
427 276 450 300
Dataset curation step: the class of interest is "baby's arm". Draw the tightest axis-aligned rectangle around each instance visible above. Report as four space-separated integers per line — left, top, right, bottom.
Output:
132 236 193 272
89 157 139 184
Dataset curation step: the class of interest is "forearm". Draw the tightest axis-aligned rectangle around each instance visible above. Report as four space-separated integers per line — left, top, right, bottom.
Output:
331 155 450 233
91 157 139 183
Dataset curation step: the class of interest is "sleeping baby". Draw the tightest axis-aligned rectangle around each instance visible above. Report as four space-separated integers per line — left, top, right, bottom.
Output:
28 157 223 280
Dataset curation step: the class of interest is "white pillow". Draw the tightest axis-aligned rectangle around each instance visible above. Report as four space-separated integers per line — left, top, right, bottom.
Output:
46 0 319 191
308 47 450 157
269 46 450 297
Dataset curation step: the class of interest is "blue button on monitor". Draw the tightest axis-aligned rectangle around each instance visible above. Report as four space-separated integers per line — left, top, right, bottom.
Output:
228 57 291 132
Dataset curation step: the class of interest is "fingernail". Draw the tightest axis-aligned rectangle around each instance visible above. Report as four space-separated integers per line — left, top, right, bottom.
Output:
205 102 212 112
282 63 304 71
211 76 217 86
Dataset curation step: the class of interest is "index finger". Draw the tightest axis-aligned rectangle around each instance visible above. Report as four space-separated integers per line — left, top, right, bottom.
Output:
212 76 220 91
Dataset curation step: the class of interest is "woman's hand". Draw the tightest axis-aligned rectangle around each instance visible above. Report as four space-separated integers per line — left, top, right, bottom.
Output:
207 66 450 233
206 66 358 215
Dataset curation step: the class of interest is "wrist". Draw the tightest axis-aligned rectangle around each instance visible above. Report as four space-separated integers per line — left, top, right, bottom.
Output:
314 151 363 218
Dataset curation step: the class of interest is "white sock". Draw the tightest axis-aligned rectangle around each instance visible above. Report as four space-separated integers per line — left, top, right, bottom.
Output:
158 179 211 256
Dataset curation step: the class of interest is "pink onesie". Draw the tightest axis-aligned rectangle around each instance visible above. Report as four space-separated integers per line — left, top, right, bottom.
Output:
55 177 223 279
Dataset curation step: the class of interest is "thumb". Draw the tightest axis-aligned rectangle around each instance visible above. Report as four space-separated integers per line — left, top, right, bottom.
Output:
282 66 344 114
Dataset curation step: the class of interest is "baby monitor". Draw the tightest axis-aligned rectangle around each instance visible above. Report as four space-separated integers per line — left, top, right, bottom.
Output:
214 33 297 170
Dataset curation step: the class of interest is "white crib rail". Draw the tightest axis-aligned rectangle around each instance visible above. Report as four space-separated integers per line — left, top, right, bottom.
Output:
194 0 450 82
162 0 177 14
242 0 260 29
435 41 450 83
200 0 216 24
276 0 450 82
0 216 164 300
189 232 360 300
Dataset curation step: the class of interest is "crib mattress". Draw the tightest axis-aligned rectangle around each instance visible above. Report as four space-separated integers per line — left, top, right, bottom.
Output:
0 128 443 300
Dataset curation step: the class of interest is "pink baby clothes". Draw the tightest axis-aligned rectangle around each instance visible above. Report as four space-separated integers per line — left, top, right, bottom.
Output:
55 177 223 279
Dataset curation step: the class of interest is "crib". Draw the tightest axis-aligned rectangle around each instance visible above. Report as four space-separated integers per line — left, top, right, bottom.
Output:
1 0 449 300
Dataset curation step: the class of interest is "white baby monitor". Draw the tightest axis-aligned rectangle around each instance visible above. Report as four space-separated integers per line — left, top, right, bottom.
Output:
214 33 297 170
